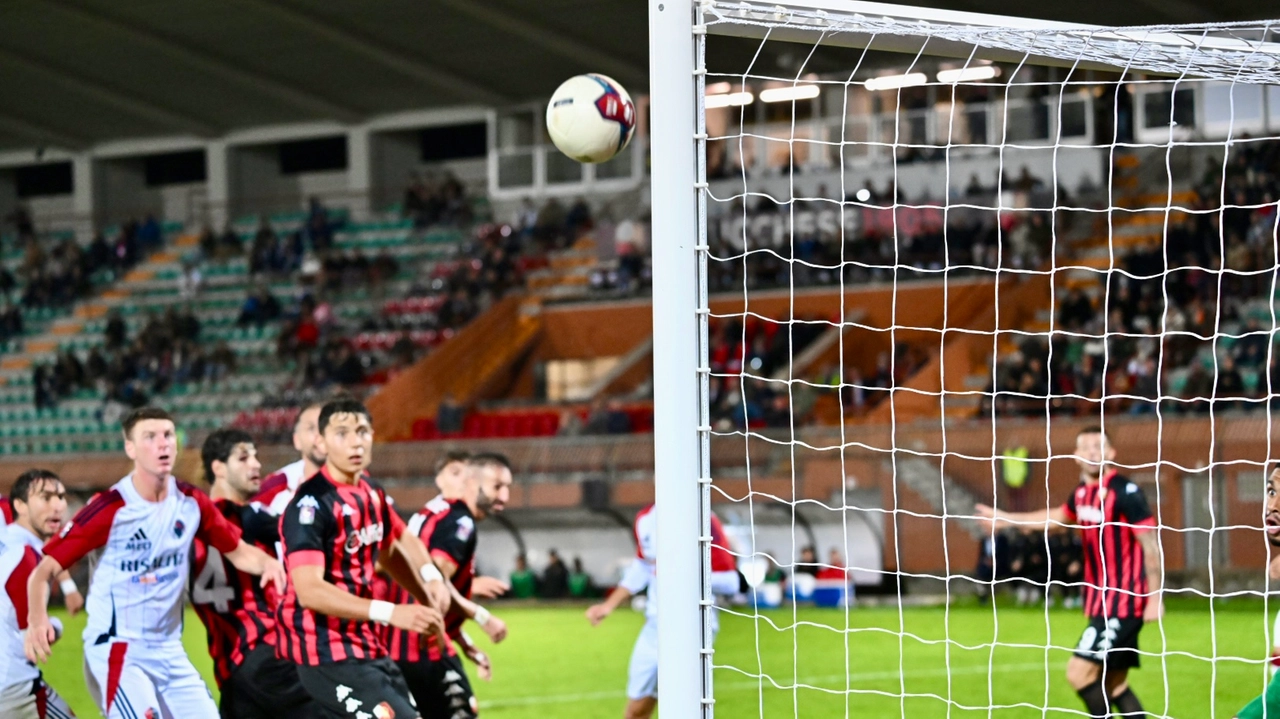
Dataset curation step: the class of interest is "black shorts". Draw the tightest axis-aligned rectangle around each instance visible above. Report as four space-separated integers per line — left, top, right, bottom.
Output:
397 653 478 719
221 642 318 719
1073 616 1144 670
297 656 419 719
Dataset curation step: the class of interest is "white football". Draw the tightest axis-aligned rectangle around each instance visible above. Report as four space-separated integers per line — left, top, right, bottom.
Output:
546 74 637 164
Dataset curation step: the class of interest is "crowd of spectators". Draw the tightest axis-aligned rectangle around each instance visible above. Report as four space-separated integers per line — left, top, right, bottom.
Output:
32 307 236 414
505 551 596 600
989 139 1280 418
403 171 473 229
974 527 1083 607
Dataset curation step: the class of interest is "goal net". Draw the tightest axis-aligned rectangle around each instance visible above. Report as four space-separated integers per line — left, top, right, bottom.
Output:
649 1 1280 717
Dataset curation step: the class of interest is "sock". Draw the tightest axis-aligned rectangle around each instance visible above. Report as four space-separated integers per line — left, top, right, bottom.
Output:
1077 682 1110 718
1111 687 1145 717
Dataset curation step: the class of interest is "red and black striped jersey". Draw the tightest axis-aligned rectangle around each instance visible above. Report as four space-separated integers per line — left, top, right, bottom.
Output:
190 498 282 688
276 466 406 665
1060 470 1156 619
381 496 476 663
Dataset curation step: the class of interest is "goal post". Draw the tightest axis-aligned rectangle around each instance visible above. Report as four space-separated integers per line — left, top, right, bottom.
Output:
648 1 1280 717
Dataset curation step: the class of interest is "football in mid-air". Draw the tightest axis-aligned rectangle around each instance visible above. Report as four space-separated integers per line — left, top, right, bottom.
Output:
546 74 636 164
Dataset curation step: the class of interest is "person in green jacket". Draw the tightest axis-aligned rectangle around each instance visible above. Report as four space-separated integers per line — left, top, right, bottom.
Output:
510 554 538 599
1235 467 1280 719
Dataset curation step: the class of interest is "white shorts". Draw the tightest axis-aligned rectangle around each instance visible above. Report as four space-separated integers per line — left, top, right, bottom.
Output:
0 676 76 719
83 639 218 719
626 612 721 701
626 618 659 700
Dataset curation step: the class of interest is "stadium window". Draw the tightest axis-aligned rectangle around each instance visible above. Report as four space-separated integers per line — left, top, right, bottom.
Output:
15 162 73 198
144 150 207 186
420 123 487 162
1142 87 1195 129
278 136 348 175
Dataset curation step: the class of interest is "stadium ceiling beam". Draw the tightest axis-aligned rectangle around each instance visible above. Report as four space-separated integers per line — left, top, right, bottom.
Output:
0 47 220 138
242 0 511 106
0 113 89 151
433 0 648 89
37 0 364 124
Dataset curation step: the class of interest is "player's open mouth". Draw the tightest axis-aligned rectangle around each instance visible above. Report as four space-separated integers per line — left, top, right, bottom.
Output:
1267 516 1280 535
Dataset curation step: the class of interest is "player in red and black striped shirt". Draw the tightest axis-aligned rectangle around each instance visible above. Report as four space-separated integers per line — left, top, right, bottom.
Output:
190 429 316 719
380 451 513 717
278 398 450 719
979 426 1163 719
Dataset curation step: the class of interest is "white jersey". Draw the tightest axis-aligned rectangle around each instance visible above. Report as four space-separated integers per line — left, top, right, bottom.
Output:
257 459 308 516
619 505 741 622
0 523 42 689
44 474 241 646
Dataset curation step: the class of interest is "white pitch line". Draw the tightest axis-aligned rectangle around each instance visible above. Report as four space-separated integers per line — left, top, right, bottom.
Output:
481 661 1058 709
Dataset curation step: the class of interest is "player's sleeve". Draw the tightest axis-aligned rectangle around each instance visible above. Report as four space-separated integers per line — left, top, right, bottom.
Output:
427 512 476 569
1060 488 1078 524
1115 480 1157 532
44 489 126 569
184 484 243 553
618 557 653 595
3 546 39 629
242 503 281 547
281 494 334 571
378 488 406 554
0 497 12 525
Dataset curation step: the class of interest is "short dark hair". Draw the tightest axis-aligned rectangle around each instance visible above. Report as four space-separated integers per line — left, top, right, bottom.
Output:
318 397 372 434
1078 425 1108 440
468 451 511 472
11 469 61 507
202 428 255 484
122 407 175 439
294 400 327 430
434 450 471 474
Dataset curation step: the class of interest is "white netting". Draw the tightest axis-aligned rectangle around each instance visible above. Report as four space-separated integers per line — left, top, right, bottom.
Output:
693 2 1280 716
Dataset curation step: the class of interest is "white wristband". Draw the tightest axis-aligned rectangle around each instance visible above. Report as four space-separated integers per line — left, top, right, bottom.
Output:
420 563 444 584
473 606 491 627
60 579 79 596
369 600 395 625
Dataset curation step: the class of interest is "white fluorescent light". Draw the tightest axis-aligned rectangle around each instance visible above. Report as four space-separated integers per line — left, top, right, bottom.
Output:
706 81 732 94
864 72 928 91
936 66 1000 83
705 92 754 109
758 84 822 103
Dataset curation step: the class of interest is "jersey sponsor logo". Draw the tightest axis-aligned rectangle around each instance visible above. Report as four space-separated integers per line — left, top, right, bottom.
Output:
174 519 185 537
121 548 185 574
344 523 384 553
126 528 152 552
1075 505 1105 525
455 516 474 542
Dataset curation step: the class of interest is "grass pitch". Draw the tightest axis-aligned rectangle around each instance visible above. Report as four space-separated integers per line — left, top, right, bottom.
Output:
42 596 1271 717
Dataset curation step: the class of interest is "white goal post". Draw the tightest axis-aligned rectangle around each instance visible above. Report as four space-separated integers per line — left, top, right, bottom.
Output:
648 1 1280 717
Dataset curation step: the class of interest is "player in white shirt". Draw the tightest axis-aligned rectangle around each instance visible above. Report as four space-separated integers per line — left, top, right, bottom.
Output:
24 407 287 719
586 505 745 719
253 401 326 515
0 498 83 616
0 469 75 719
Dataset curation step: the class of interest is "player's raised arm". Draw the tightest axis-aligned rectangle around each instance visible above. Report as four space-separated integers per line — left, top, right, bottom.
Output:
975 504 1070 532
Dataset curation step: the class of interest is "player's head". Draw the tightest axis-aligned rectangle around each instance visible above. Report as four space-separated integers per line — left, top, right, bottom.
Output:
318 397 373 479
1266 464 1280 547
293 401 327 469
10 469 67 541
1073 426 1115 478
466 451 513 519
434 450 472 498
203 428 262 503
122 407 177 479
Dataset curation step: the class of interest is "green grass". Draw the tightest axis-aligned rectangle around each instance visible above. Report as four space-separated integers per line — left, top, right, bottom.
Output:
43 597 1273 717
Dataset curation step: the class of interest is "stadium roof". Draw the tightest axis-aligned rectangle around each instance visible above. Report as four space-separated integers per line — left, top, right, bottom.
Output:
0 0 1272 153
